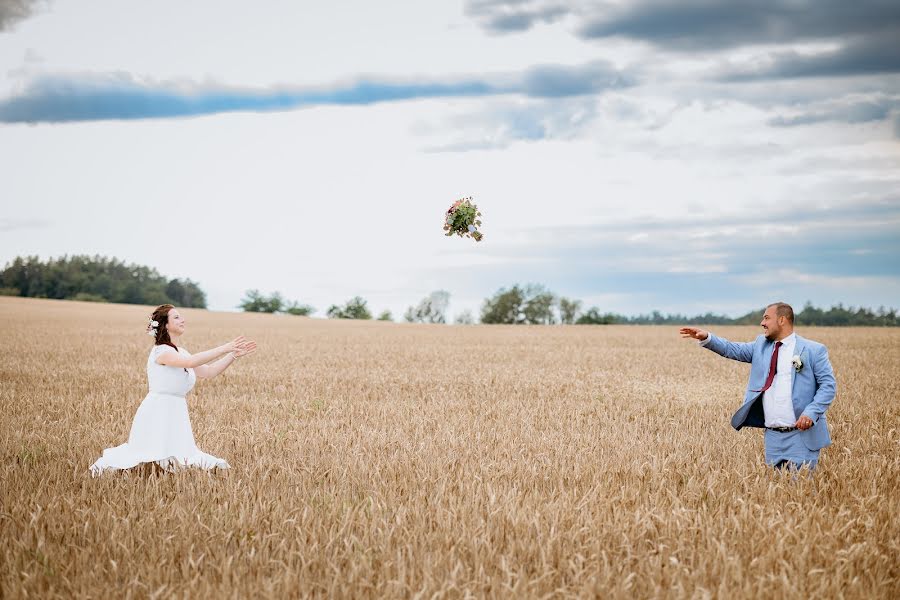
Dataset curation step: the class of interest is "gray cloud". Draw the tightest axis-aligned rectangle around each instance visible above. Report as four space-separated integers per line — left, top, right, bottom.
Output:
519 195 900 245
466 0 570 32
0 61 633 123
519 61 631 96
717 34 900 81
468 1 900 47
468 1 900 79
505 196 900 279
0 0 43 31
0 217 51 232
578 1 900 50
767 95 900 127
422 97 597 152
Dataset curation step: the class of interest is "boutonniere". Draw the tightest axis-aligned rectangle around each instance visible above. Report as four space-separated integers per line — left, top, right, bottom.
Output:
792 355 803 372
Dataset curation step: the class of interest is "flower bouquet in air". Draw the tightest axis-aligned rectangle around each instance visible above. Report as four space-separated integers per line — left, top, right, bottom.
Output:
443 196 483 241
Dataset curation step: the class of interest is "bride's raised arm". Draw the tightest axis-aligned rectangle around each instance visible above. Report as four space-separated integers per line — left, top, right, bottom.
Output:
156 337 247 369
194 341 258 379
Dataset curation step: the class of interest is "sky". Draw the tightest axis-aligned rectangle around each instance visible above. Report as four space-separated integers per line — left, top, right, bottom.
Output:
1 0 899 319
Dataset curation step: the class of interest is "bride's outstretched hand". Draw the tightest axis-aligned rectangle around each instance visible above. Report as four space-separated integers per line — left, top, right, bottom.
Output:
226 336 247 352
233 341 257 359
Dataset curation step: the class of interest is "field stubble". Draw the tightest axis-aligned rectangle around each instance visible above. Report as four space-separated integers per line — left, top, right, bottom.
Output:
0 297 897 598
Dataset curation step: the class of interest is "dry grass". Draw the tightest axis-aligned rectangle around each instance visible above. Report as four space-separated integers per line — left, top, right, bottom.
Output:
0 296 897 599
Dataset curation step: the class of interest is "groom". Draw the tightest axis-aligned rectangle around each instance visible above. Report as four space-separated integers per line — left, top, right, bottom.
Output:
680 302 837 470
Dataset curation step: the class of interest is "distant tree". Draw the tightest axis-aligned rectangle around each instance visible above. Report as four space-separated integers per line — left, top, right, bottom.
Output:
576 308 619 325
327 296 372 320
405 290 450 324
481 285 526 324
239 290 264 311
377 310 393 321
871 306 899 326
732 308 764 326
558 297 582 324
72 292 107 302
522 284 556 324
240 290 283 313
265 292 284 313
241 290 313 315
0 255 206 307
466 296 900 327
481 284 557 324
166 278 207 308
727 302 897 327
285 301 315 316
797 302 898 326
0 257 28 296
572 302 900 327
681 312 740 325
454 310 476 325
165 279 186 306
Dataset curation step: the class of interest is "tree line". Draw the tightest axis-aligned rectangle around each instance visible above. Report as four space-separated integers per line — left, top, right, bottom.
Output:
241 285 900 327
2 255 894 326
0 255 206 308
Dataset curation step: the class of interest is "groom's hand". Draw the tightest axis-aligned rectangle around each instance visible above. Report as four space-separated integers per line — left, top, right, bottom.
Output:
679 327 709 341
796 415 814 430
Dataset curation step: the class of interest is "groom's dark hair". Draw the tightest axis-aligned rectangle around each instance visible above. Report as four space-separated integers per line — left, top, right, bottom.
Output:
767 302 794 324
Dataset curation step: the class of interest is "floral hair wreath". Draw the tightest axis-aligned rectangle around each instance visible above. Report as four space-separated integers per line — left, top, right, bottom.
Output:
146 317 159 337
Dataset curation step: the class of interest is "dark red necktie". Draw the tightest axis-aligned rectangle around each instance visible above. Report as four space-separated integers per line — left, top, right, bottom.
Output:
757 341 782 393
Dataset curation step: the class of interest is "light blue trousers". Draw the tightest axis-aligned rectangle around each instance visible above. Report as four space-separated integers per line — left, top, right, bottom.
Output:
765 429 820 470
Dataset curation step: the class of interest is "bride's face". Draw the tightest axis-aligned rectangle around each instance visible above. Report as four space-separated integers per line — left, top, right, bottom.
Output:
167 308 186 336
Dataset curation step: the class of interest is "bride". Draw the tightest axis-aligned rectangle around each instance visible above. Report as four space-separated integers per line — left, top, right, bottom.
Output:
90 304 257 474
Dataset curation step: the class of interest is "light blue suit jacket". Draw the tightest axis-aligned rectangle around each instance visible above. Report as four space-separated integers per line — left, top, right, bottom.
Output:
703 333 837 451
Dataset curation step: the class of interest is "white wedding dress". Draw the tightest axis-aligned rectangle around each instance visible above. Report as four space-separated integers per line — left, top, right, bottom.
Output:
90 345 230 474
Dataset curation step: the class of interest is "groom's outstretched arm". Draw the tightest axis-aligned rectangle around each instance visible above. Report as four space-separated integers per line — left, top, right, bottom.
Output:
680 327 754 363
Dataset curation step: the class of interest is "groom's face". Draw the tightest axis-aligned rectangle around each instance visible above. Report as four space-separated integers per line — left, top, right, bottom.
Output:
760 306 783 340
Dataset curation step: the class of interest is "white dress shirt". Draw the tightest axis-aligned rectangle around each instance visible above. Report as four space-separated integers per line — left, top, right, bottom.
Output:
762 333 797 427
700 332 798 427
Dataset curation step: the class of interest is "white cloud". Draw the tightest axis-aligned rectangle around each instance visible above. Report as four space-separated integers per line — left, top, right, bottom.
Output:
740 269 897 289
667 264 728 274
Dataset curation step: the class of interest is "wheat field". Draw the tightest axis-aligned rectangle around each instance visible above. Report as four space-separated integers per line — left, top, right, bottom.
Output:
0 297 897 598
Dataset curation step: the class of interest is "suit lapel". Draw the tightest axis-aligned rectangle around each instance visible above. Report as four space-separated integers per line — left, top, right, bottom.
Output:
754 339 776 394
791 335 806 389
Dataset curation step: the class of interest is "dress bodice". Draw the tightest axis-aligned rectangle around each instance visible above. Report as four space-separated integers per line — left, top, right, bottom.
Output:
147 345 196 396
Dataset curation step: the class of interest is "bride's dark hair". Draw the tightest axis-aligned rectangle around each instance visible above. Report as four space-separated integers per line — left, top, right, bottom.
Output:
149 304 178 352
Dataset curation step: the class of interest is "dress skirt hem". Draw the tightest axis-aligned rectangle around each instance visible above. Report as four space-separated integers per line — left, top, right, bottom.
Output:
90 390 229 476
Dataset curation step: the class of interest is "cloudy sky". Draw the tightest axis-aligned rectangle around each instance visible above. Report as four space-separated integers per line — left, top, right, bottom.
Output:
1 0 899 318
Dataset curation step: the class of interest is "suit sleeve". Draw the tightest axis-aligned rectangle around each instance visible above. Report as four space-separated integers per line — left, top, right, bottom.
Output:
801 344 837 423
701 333 754 363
